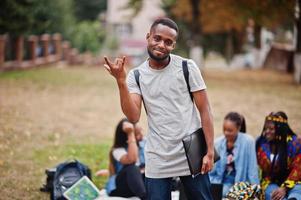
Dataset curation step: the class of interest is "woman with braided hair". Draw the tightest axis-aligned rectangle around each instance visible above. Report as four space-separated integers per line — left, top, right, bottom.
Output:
256 111 301 200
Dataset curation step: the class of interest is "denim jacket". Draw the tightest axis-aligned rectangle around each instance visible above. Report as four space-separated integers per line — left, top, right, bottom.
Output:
209 132 259 185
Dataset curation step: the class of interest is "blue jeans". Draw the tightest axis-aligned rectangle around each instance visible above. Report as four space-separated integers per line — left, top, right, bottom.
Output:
145 174 213 200
265 183 301 200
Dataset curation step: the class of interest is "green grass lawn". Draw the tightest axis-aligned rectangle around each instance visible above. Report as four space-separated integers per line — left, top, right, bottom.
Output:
34 142 111 189
0 65 301 199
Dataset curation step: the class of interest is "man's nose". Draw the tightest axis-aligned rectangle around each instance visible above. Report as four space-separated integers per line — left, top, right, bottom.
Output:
157 40 165 48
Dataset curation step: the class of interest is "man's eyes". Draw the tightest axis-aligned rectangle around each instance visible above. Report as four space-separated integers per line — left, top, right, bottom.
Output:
153 36 173 46
165 40 173 46
153 36 161 42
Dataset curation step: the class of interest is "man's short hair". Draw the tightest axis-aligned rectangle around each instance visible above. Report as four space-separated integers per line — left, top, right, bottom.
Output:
150 17 179 34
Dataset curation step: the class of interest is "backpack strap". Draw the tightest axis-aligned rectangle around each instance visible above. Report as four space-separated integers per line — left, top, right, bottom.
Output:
182 60 194 102
134 69 147 114
134 70 141 89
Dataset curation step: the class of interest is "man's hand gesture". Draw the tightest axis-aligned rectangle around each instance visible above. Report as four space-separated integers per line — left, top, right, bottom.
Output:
104 56 127 82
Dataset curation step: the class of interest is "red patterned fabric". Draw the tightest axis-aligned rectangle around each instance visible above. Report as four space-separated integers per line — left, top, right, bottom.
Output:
257 135 301 188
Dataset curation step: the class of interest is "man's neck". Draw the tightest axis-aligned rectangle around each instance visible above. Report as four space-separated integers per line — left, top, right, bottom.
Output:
148 56 170 70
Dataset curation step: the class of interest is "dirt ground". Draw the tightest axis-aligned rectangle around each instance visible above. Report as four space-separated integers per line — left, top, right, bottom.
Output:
0 65 301 199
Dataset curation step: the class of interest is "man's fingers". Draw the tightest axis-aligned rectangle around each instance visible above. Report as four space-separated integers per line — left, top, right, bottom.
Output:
201 158 214 174
122 56 126 67
116 58 126 71
105 56 126 70
201 161 208 174
104 56 113 67
116 58 123 65
104 64 112 74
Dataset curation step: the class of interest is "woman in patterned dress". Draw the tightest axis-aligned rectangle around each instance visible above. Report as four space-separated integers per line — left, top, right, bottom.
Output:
256 111 301 200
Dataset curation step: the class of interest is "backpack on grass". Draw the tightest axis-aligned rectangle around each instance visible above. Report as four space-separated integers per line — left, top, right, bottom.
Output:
41 160 91 200
40 167 56 193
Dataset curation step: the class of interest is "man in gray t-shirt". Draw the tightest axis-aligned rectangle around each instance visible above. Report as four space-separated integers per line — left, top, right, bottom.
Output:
104 17 214 200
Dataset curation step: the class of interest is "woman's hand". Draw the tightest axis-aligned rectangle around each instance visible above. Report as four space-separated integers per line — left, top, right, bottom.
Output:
122 121 134 135
95 169 109 177
271 187 286 200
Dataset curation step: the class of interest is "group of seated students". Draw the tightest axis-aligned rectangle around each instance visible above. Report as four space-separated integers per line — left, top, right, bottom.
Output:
98 111 301 200
210 111 301 200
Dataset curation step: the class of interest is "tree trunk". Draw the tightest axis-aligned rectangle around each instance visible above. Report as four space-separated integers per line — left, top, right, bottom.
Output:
294 0 301 84
188 0 204 67
233 30 244 54
294 54 301 83
296 0 301 52
189 0 202 45
225 30 234 64
254 24 261 49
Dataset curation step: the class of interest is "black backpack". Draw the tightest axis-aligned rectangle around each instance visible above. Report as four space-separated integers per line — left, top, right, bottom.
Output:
41 160 91 200
40 167 56 193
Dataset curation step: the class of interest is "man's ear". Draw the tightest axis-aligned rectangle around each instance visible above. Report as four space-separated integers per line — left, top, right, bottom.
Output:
146 33 150 40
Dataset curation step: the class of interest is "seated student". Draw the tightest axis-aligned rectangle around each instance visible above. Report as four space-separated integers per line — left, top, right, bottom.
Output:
209 112 259 197
99 118 146 199
256 111 301 200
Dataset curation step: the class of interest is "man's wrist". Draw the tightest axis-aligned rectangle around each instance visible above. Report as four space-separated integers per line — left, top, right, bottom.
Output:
117 78 126 85
206 148 214 159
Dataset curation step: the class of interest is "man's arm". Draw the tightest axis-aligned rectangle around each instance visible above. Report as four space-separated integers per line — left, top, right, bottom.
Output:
193 89 214 174
104 56 142 123
117 81 142 123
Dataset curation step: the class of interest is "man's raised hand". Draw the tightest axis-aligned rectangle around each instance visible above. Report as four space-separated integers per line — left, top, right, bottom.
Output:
104 56 127 82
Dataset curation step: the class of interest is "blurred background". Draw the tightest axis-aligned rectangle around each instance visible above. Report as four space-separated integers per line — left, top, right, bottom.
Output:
1 0 301 199
0 0 301 75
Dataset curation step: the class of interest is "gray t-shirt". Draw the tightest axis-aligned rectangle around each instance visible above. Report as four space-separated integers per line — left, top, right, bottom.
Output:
127 54 207 178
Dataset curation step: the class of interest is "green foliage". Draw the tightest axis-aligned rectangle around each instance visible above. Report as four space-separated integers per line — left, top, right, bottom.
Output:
103 36 120 52
0 0 34 35
125 0 143 16
70 21 105 53
232 0 295 33
74 0 107 21
0 0 76 39
202 33 228 57
31 0 75 39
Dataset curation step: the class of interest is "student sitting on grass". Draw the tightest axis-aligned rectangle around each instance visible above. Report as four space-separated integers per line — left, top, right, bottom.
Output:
209 112 259 197
256 111 301 200
96 119 146 199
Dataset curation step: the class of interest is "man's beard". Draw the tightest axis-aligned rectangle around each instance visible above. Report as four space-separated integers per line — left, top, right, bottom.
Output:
147 49 169 62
